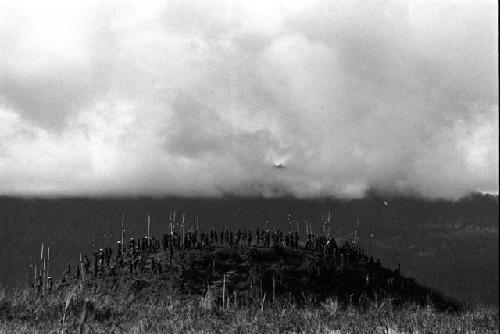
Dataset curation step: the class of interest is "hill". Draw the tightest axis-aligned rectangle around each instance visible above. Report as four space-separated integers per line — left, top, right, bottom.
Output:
0 194 497 306
1 240 498 333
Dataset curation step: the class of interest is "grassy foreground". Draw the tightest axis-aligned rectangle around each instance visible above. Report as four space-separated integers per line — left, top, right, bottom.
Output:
1 277 498 334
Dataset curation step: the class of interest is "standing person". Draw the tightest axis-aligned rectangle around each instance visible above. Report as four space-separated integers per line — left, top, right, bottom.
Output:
93 251 99 278
47 277 53 291
63 263 71 282
83 255 90 274
36 274 42 292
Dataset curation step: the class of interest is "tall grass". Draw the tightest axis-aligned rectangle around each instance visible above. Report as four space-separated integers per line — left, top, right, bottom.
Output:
0 283 498 333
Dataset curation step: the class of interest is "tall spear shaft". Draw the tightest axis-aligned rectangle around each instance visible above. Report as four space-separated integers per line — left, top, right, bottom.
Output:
80 253 85 283
353 216 360 245
29 255 33 282
181 212 185 247
40 243 44 293
369 217 373 255
169 210 173 235
327 211 331 239
42 257 46 295
121 211 125 254
338 219 341 241
47 246 50 278
147 214 151 242
173 210 178 233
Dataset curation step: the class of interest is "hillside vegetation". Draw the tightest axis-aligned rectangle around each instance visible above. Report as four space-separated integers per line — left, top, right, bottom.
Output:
1 246 498 333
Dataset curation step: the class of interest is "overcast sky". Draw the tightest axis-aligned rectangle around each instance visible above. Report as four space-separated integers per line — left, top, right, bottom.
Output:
0 0 498 198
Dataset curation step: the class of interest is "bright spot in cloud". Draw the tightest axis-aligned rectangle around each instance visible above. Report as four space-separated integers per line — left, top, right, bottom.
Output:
0 0 497 198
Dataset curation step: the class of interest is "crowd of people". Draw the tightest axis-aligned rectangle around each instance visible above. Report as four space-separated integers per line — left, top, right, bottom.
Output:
31 220 387 295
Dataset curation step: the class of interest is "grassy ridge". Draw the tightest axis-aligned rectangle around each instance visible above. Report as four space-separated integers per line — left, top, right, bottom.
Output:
0 281 498 333
1 247 498 333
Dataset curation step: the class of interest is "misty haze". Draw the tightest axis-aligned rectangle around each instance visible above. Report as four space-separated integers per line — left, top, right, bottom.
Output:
0 0 498 333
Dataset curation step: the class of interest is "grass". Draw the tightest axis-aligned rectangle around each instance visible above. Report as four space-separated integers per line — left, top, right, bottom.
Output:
0 247 498 333
0 282 498 333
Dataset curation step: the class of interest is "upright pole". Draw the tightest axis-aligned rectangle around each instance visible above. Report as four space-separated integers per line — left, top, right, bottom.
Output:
222 274 226 307
42 257 46 295
29 255 33 282
182 213 185 248
369 218 373 255
320 213 324 236
173 210 177 233
170 210 173 235
338 219 341 242
147 215 151 241
121 211 125 254
80 253 85 283
40 244 44 294
327 211 331 239
353 216 359 245
47 246 50 278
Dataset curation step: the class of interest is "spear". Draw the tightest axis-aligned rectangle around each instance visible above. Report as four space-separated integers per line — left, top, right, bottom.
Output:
338 219 341 241
321 213 327 236
121 211 125 254
28 255 33 288
40 243 44 294
327 211 331 239
182 212 185 248
169 210 173 235
353 216 360 245
147 214 151 244
173 210 177 232
42 256 46 295
222 274 226 307
272 274 275 302
47 246 50 278
369 217 373 255
80 253 85 283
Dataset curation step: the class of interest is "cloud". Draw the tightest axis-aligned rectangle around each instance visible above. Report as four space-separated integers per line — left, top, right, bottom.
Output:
0 0 497 198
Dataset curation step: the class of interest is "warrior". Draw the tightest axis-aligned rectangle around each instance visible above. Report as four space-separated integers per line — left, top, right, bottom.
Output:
116 241 122 256
47 277 53 291
63 263 71 281
129 237 135 252
83 255 90 274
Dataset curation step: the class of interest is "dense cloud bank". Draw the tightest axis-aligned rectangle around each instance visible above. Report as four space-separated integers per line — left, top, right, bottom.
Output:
0 0 498 198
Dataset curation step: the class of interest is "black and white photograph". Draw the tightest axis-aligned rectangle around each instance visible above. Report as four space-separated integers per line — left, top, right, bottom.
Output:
0 0 498 332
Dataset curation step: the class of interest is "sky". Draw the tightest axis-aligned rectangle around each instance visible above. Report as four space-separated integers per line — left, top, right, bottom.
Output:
0 0 498 198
